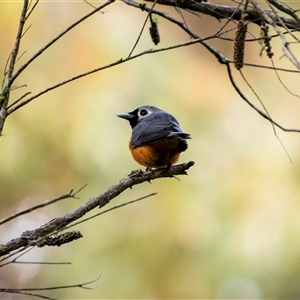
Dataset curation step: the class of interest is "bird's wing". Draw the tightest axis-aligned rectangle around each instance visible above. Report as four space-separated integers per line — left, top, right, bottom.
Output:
132 112 186 147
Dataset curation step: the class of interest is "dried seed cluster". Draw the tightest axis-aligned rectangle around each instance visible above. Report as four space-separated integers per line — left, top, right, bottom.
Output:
149 14 160 45
234 15 248 70
261 24 274 58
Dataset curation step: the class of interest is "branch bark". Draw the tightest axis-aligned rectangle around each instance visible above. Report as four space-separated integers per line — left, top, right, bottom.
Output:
144 0 300 30
0 161 194 258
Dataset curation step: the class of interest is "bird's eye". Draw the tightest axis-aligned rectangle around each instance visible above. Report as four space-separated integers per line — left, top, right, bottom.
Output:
140 109 148 116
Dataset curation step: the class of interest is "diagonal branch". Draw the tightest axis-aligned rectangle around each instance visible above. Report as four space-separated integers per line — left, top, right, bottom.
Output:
0 161 195 258
267 0 300 25
125 0 300 132
6 37 218 115
144 0 300 30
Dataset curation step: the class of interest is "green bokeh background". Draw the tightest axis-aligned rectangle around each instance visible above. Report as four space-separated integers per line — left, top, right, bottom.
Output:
1 1 300 299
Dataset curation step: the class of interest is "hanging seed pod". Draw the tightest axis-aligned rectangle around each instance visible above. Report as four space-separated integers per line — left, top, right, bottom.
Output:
261 24 274 58
149 13 160 45
37 231 83 247
234 15 248 70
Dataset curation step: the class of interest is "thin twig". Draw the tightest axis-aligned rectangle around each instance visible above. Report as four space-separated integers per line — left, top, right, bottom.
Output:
13 275 100 291
125 0 300 132
239 70 293 163
82 0 105 13
226 62 300 132
14 260 72 265
270 58 300 98
267 0 300 26
21 23 33 38
9 0 115 86
6 0 300 135
0 247 35 267
25 0 39 20
0 290 56 300
127 0 157 57
1 194 155 265
64 192 157 229
174 5 191 36
244 62 300 73
250 0 300 68
7 38 212 115
7 91 31 109
266 0 300 44
0 275 100 300
1 52 11 90
0 185 86 225
213 0 243 37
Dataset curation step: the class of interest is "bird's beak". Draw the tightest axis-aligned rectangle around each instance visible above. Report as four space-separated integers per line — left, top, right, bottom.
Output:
116 113 134 120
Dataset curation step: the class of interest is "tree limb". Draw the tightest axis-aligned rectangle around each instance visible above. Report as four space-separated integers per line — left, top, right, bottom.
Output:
0 161 195 258
144 0 300 30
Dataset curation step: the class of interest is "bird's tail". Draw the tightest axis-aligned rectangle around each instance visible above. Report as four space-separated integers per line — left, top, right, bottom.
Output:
168 132 191 139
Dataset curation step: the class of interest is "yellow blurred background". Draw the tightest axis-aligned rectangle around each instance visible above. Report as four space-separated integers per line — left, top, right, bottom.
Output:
1 1 300 299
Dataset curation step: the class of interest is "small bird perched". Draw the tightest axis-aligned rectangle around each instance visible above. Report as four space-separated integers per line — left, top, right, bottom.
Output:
117 105 191 169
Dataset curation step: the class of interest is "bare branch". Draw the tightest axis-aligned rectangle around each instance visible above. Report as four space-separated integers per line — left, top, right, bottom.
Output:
14 260 72 265
128 1 158 57
83 0 105 13
64 193 158 229
239 70 293 163
244 62 300 73
25 0 39 20
144 0 300 30
123 0 229 63
6 37 218 115
0 162 195 257
250 0 300 68
270 59 300 98
6 0 300 134
7 91 31 109
267 0 300 25
10 0 115 85
0 185 87 225
0 246 34 267
0 290 56 300
0 275 100 300
226 63 300 132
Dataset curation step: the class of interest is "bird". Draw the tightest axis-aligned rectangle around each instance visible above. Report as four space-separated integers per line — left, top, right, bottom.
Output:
117 105 191 169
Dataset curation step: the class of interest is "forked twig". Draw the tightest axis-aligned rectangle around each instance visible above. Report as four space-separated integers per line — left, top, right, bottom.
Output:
0 275 101 300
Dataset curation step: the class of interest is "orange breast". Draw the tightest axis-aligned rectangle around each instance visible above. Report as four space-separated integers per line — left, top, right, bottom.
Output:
129 137 182 168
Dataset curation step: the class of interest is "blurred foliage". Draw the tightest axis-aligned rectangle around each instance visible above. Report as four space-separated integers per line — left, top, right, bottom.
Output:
1 1 300 299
